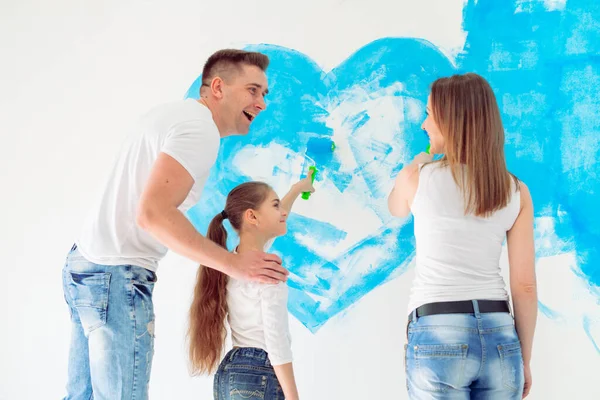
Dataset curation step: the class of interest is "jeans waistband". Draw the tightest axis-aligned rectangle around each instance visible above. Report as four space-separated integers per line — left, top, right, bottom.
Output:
224 347 273 368
409 299 510 322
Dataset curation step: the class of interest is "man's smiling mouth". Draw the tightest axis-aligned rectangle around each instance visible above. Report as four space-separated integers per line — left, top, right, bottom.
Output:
243 111 256 122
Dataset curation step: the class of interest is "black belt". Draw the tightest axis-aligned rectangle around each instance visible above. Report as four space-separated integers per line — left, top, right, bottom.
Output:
408 300 510 322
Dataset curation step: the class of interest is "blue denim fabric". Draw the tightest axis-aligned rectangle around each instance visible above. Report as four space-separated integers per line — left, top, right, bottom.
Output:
405 301 525 399
62 244 156 400
214 348 284 400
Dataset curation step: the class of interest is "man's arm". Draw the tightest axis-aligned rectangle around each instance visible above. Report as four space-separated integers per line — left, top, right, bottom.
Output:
136 153 288 283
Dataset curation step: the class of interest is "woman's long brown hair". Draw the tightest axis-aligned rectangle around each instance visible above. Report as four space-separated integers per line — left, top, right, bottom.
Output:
430 73 519 217
188 181 271 375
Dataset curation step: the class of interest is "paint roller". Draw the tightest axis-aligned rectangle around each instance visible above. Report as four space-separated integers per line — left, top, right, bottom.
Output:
301 137 336 200
422 125 432 155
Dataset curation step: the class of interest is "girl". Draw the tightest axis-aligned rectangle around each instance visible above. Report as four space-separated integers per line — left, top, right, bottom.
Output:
189 173 315 400
388 73 537 399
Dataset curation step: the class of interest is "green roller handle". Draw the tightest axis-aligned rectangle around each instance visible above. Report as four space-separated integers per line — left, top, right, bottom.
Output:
301 166 318 200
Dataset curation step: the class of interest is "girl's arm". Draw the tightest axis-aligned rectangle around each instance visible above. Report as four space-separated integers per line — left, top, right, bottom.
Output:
281 169 315 213
261 282 298 399
273 363 299 400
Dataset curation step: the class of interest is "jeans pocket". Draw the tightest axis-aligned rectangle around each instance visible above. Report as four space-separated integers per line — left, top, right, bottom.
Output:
412 343 469 392
229 372 267 399
67 272 111 335
498 341 524 392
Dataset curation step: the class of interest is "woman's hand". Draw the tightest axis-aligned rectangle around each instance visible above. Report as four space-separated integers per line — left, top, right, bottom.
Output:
523 363 532 398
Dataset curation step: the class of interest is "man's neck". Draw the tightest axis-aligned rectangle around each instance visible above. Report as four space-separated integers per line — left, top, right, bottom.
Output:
197 97 229 137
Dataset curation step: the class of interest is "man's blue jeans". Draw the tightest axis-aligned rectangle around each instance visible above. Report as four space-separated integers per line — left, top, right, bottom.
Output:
62 244 156 400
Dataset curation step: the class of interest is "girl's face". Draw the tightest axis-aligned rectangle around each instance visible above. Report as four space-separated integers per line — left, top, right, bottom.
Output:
421 96 445 155
246 189 288 238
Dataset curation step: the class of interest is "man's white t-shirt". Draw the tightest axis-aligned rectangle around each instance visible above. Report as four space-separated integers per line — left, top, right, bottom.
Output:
77 99 221 271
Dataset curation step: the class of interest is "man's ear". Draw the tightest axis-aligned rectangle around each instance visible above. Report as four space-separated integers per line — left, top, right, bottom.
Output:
210 77 225 99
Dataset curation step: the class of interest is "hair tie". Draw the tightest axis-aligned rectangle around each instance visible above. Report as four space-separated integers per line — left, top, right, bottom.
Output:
220 210 228 219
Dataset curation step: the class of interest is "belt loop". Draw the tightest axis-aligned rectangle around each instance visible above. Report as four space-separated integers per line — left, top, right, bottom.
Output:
507 299 513 317
412 309 418 323
229 348 238 361
472 300 481 319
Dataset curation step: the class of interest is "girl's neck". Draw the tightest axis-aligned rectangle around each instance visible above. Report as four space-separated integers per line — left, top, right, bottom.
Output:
236 232 270 253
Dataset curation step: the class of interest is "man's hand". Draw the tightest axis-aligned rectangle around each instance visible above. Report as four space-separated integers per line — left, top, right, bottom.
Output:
229 251 288 284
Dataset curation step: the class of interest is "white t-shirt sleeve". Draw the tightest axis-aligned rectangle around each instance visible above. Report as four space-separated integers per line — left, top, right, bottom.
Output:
260 282 293 366
161 119 220 182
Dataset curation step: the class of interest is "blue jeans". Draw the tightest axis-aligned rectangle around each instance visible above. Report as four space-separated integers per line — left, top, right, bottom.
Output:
214 348 284 400
62 244 157 400
405 301 525 399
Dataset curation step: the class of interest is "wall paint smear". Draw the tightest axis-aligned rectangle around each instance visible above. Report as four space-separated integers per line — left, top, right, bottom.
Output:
185 0 600 345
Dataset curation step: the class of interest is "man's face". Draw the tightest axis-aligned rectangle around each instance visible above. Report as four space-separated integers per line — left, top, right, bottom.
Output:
220 64 269 136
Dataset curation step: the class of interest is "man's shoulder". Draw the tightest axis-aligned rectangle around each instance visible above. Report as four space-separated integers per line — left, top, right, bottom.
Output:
140 99 218 142
143 99 211 121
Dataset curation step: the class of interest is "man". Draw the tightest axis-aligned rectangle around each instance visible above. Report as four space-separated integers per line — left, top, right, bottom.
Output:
62 49 288 400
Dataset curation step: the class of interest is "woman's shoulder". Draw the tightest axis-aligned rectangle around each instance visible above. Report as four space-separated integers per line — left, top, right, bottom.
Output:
408 161 442 186
516 179 532 209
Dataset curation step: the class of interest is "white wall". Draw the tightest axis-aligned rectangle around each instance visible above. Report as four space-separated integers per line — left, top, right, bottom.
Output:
1 0 598 398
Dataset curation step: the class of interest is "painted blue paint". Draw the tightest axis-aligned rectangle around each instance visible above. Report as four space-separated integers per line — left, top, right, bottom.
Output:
538 302 562 321
459 0 600 291
583 316 600 353
185 0 600 335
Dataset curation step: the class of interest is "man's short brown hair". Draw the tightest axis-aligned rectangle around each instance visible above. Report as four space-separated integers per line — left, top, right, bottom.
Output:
201 49 269 87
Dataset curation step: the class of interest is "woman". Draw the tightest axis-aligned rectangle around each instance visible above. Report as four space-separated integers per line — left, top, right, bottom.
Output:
188 174 314 400
388 73 537 399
